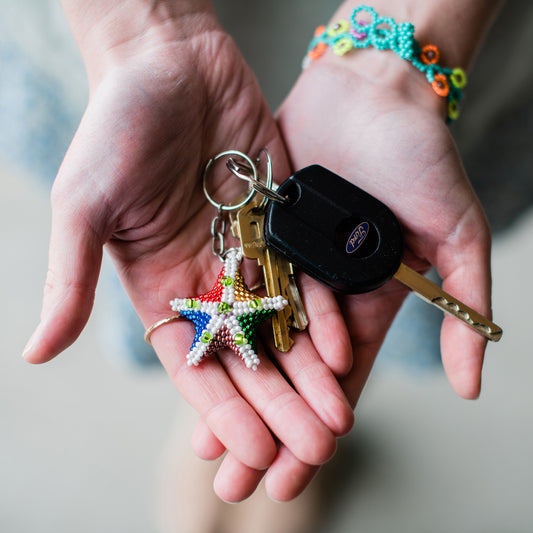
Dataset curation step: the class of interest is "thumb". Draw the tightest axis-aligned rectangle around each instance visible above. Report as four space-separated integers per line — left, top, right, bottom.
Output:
23 199 104 364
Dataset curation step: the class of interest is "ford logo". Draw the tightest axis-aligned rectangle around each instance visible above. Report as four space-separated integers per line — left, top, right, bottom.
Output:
346 222 369 254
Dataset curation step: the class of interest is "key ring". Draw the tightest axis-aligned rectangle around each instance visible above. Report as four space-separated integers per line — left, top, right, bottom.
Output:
226 148 273 209
226 149 289 205
202 150 257 212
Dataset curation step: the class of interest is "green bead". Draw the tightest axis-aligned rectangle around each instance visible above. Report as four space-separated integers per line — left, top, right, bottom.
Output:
327 19 349 37
234 333 246 345
220 276 234 287
450 67 467 88
447 99 460 121
333 37 353 56
186 299 199 309
218 302 231 313
200 332 213 344
249 298 262 309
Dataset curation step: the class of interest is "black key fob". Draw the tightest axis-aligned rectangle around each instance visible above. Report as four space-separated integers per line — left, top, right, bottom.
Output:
264 165 404 294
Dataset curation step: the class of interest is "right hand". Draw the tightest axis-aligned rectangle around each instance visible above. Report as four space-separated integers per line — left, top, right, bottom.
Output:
24 1 354 502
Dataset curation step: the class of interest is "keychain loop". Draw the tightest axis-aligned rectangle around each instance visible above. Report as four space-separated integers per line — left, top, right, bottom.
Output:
211 204 227 260
226 150 289 205
203 148 287 260
203 150 257 212
226 148 273 209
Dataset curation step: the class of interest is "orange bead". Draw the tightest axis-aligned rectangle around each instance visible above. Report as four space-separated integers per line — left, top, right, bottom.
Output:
420 44 440 65
431 74 450 97
308 41 327 60
314 25 327 37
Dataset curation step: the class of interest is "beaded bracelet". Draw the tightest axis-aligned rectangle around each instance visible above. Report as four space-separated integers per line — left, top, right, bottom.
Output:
303 5 467 122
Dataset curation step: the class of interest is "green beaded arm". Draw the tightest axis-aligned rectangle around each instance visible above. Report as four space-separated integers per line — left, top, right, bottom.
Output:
304 5 467 122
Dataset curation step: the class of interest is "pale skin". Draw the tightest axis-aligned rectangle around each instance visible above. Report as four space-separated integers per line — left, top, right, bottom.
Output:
23 0 502 502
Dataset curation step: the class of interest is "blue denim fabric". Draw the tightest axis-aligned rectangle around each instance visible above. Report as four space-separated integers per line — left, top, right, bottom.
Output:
0 22 77 183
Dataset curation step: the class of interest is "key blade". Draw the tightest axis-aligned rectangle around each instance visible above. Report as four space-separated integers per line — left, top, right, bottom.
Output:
237 205 266 260
229 193 262 242
262 248 294 352
394 263 502 342
279 261 309 331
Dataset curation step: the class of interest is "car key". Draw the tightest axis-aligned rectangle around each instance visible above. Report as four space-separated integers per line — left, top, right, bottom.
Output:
264 165 502 342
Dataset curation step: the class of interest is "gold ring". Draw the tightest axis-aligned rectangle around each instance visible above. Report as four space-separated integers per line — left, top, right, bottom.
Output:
144 315 182 345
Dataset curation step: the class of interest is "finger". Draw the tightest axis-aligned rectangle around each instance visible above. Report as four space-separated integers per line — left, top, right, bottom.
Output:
214 445 322 503
339 338 381 409
434 203 492 399
191 418 226 461
264 445 320 502
218 348 338 466
439 243 491 399
23 194 103 364
151 321 278 471
263 330 354 437
213 452 265 503
298 274 353 377
441 315 487 399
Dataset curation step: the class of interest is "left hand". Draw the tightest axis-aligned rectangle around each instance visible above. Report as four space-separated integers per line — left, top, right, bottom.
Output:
277 48 493 405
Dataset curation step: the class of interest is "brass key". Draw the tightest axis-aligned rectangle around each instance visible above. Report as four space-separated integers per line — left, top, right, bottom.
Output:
233 199 294 352
394 263 502 341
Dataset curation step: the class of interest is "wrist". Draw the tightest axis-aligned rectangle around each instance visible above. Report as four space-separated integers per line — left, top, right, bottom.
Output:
303 1 501 121
60 0 221 87
304 45 444 121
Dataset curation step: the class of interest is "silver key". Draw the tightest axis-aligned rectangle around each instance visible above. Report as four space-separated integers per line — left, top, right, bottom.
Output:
276 258 308 331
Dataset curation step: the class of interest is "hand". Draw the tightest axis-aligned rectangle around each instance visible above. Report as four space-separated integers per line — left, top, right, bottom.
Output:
22 4 353 501
277 47 493 404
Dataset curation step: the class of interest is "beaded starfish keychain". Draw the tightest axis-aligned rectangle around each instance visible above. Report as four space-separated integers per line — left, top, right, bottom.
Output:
154 150 289 370
170 247 287 370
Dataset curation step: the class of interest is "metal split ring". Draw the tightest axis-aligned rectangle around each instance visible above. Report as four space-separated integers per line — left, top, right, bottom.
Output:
202 150 257 212
226 149 289 205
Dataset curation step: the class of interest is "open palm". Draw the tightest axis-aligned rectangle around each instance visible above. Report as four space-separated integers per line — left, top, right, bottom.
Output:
24 31 353 501
278 57 492 405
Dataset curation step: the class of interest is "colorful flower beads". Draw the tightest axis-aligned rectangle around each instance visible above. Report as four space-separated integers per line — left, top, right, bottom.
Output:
304 5 467 122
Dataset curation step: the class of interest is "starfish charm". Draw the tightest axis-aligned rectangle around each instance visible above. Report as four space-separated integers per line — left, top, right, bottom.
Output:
170 248 288 370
